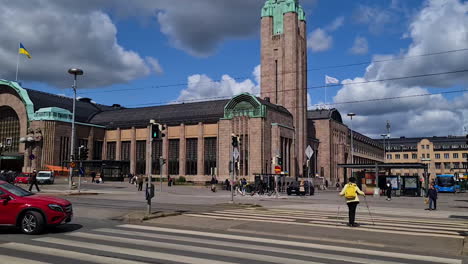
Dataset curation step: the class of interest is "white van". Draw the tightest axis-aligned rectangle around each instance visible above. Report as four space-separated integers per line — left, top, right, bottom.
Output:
37 171 55 184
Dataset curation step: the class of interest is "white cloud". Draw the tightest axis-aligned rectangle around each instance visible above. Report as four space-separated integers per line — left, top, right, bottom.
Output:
326 16 345 31
334 0 468 137
350 37 369 55
0 1 161 88
176 65 260 102
307 28 333 52
146 57 164 75
352 5 395 34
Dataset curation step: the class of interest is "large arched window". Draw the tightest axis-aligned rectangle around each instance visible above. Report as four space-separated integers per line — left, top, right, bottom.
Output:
0 106 20 153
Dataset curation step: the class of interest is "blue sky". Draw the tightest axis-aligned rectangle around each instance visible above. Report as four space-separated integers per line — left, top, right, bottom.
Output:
0 0 467 137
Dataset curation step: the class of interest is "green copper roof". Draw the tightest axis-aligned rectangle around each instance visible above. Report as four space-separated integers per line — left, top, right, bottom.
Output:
262 0 306 35
32 107 73 122
223 93 266 119
0 79 35 121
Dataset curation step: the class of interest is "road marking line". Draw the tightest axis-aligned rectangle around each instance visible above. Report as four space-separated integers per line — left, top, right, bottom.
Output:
0 254 48 264
67 232 326 264
0 242 149 264
192 212 463 236
120 225 462 264
211 210 468 233
182 213 464 239
225 209 468 228
94 228 401 264
251 208 468 227
34 237 243 264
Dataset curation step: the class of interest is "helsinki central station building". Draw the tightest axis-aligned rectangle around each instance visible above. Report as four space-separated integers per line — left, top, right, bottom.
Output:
0 0 383 183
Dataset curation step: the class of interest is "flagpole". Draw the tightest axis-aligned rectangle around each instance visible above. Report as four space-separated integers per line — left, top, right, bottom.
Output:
15 42 20 82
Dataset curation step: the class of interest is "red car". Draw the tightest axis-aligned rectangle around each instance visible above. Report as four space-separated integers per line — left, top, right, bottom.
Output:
14 173 32 184
0 180 72 234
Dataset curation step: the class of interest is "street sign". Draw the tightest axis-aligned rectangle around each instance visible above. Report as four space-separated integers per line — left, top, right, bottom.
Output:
29 154 35 160
305 145 314 159
79 167 85 175
5 138 12 147
275 165 281 174
233 148 240 160
70 162 76 168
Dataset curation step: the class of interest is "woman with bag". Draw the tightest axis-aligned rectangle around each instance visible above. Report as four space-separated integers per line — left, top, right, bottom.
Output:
339 177 365 227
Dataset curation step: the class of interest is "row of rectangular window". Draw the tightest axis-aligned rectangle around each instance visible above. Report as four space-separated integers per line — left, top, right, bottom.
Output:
387 153 468 159
106 138 217 176
435 162 468 169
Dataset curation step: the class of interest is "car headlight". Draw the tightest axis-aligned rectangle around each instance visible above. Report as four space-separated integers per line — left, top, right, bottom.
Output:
48 204 64 212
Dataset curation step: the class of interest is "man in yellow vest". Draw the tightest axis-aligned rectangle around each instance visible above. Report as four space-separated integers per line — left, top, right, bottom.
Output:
339 177 365 227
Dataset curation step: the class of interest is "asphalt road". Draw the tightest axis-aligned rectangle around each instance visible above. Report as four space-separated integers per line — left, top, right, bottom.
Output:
0 181 466 263
0 215 465 264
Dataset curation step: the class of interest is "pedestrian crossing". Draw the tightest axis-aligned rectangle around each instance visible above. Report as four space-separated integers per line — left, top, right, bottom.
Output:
185 208 468 239
0 223 463 264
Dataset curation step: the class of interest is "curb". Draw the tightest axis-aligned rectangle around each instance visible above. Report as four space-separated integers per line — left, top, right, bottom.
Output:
115 211 182 224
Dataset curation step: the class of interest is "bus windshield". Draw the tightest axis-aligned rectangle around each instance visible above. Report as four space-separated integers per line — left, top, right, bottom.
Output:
436 177 455 187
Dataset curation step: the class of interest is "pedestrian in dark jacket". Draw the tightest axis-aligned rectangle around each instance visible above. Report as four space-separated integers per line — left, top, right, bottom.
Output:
426 184 438 210
28 170 40 192
137 176 144 191
386 181 392 201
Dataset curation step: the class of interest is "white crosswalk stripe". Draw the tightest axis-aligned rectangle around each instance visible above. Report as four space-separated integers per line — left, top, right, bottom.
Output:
184 208 468 239
0 222 462 264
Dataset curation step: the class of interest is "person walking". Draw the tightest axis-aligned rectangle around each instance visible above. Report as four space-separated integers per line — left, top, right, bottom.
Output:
386 180 392 201
426 184 438 211
91 171 96 183
210 176 218 192
28 170 40 192
336 181 341 191
137 175 144 191
339 177 365 227
127 173 133 183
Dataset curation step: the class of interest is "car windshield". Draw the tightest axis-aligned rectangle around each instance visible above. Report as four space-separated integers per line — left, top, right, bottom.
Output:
0 183 34 197
38 173 50 177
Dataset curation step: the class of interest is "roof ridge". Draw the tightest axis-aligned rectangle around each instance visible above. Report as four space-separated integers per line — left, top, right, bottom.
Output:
25 88 110 108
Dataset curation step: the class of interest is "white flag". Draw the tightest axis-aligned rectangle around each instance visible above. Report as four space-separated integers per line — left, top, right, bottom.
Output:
325 75 339 84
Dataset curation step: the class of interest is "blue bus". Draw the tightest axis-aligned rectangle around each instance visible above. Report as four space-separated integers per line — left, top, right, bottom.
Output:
434 175 458 193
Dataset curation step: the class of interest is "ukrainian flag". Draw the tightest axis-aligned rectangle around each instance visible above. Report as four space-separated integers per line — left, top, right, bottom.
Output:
19 43 31 59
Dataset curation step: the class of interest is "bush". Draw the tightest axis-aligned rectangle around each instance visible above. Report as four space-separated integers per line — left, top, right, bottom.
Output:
177 176 186 183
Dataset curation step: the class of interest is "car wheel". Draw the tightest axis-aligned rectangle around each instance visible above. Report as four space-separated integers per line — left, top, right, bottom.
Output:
20 211 45 235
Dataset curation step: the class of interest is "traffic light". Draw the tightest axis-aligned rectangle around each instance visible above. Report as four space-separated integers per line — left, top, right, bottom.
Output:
151 123 166 139
231 134 238 148
159 124 166 139
466 134 468 145
81 147 89 160
151 124 160 139
78 146 89 161
277 156 283 166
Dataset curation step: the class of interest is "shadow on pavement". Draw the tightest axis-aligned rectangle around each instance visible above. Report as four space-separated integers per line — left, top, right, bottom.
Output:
0 223 82 235
49 223 83 234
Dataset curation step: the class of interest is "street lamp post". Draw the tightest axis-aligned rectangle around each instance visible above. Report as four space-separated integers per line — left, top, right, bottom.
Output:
347 113 356 179
381 134 387 161
68 68 83 190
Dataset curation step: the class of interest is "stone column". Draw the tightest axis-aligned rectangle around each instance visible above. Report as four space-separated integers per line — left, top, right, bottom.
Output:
116 128 122 161
218 120 231 180
197 122 204 177
87 127 94 161
162 134 169 176
179 124 186 176
146 125 152 176
130 127 136 174
102 132 107 161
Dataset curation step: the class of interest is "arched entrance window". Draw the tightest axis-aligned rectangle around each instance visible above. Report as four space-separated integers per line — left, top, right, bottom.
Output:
0 106 20 153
